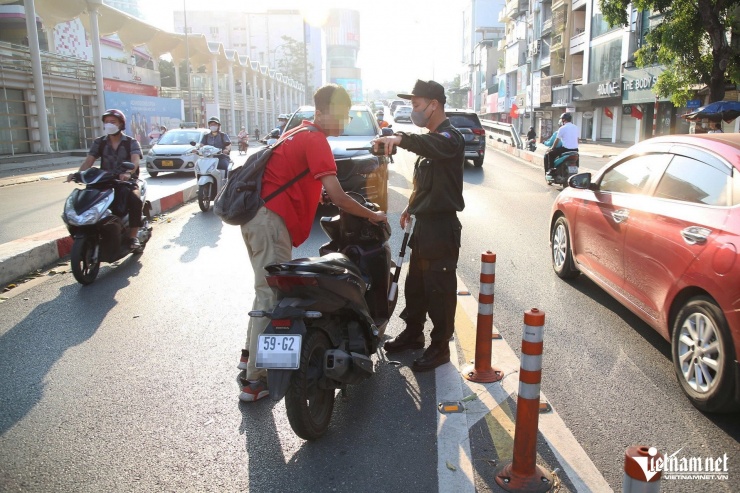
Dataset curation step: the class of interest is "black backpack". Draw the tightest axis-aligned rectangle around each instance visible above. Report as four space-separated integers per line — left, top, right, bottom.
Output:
214 125 317 226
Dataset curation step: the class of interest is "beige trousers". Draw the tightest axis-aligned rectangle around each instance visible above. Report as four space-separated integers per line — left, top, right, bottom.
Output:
240 206 292 382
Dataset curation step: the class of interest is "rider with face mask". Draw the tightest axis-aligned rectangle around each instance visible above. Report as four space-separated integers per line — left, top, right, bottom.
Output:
199 116 232 178
371 79 465 373
67 109 144 249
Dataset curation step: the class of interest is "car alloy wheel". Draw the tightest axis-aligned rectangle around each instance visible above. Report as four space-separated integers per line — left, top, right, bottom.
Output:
551 216 579 279
672 296 738 412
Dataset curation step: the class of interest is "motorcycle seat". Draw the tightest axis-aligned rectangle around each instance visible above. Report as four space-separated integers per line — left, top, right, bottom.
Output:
266 252 363 278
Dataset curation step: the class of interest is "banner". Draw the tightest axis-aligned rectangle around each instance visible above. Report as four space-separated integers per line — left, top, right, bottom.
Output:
604 107 614 119
104 91 184 146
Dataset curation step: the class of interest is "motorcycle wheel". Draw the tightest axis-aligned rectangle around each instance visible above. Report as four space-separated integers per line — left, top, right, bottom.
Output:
285 330 335 440
71 236 100 285
149 171 159 178
198 183 211 212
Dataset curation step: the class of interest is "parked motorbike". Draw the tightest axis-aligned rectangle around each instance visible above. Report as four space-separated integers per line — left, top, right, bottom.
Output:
545 151 580 187
526 138 537 152
61 163 153 285
190 144 233 212
259 128 281 146
249 193 396 440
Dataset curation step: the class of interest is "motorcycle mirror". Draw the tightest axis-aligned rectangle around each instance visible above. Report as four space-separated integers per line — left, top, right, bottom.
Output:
189 141 197 146
381 128 394 137
121 161 135 171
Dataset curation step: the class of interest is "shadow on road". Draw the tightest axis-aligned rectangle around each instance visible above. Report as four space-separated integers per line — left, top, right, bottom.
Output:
170 210 224 263
0 261 141 436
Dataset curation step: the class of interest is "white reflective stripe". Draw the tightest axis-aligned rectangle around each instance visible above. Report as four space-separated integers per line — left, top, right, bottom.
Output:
481 262 496 275
522 324 544 343
480 283 495 296
478 304 493 316
521 353 543 371
519 382 541 400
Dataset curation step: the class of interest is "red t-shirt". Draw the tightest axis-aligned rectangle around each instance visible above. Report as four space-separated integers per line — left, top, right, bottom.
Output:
262 121 337 246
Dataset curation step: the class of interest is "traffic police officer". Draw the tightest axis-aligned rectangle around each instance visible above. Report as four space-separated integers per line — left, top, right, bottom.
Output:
372 79 465 372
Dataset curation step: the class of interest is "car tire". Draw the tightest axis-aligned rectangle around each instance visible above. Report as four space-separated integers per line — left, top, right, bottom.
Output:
473 157 484 167
149 171 159 178
672 296 739 413
550 216 579 279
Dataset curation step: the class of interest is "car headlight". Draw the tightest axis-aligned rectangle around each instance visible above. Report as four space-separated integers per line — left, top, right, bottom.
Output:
148 149 155 157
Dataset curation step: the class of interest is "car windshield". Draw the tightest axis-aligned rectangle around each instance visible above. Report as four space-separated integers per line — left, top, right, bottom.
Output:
157 131 202 145
447 115 481 129
285 109 377 136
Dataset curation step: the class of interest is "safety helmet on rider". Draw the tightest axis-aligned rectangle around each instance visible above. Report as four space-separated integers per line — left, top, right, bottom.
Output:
207 116 221 125
561 112 572 122
102 109 126 130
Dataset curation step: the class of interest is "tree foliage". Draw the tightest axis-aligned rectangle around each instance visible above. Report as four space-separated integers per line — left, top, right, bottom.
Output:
600 0 740 104
274 35 314 95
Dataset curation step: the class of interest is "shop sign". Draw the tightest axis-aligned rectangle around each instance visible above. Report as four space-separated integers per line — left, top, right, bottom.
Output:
540 77 552 104
583 111 594 119
623 105 633 115
576 79 621 100
622 66 671 104
686 99 701 108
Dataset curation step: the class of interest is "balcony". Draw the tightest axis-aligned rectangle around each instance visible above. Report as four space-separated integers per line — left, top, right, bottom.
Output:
542 18 552 35
498 39 506 51
551 0 566 10
505 0 527 17
569 30 586 54
551 33 563 51
498 9 507 22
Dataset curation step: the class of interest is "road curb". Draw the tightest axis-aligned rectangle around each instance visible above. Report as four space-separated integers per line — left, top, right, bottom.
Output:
0 183 198 288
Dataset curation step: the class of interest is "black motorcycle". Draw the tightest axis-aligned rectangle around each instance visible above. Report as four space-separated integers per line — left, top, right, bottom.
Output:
61 163 152 285
249 194 396 440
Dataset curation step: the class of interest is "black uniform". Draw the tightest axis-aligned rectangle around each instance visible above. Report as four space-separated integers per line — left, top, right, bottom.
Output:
395 119 465 344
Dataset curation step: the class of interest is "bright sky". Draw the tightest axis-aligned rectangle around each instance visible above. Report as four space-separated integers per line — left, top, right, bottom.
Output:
140 0 466 93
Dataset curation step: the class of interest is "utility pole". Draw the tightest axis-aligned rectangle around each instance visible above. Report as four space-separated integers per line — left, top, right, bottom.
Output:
183 0 193 122
303 18 309 104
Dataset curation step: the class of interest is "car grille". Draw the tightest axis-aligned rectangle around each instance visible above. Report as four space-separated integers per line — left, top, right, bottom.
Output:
334 157 380 182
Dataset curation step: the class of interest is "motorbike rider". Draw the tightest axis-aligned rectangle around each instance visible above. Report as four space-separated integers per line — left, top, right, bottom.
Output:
376 110 389 129
371 79 465 372
544 112 578 176
526 126 536 142
237 126 249 150
66 109 144 250
199 116 231 179
238 84 387 402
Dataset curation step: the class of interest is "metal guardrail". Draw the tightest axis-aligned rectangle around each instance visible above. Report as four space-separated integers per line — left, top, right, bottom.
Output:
480 119 523 149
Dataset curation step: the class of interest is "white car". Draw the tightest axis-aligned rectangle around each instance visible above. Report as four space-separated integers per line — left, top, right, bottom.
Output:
393 105 413 123
145 128 209 177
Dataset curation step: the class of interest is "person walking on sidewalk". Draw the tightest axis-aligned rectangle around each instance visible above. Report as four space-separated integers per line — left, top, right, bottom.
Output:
66 109 144 250
238 84 387 402
371 79 465 372
544 112 578 176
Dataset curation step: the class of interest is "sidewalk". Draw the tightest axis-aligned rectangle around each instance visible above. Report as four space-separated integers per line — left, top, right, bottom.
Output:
489 139 631 170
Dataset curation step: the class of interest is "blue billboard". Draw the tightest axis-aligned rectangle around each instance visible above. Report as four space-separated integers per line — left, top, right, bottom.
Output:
331 78 363 103
104 92 184 146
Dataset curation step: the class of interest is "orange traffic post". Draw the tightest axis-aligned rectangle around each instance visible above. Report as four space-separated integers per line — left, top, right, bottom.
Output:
463 251 503 383
623 446 662 493
495 308 553 492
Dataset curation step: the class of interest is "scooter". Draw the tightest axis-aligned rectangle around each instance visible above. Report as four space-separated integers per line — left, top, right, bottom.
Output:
249 193 396 440
526 138 537 152
259 128 281 146
545 151 580 187
61 163 153 285
191 144 233 212
238 138 249 155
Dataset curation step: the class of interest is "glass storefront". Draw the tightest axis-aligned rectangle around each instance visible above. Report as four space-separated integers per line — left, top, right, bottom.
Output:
0 88 30 155
589 39 622 82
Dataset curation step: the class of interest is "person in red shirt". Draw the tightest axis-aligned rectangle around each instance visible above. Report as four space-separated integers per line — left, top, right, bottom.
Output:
238 84 387 402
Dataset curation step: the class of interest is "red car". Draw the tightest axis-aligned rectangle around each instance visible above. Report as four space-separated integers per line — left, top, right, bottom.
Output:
550 133 740 412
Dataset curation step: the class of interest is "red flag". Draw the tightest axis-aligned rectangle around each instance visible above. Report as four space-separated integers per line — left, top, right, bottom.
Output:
630 105 643 120
510 103 519 118
604 107 614 119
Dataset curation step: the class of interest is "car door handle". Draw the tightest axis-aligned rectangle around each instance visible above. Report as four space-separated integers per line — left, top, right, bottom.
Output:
611 209 629 224
681 226 711 245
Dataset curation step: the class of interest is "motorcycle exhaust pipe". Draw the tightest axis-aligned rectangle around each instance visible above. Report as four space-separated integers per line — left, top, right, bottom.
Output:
324 349 373 384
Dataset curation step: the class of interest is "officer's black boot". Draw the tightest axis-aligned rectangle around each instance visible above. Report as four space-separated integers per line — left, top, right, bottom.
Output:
411 341 450 372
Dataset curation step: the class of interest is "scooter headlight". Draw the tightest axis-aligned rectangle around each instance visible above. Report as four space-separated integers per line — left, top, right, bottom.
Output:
62 191 113 226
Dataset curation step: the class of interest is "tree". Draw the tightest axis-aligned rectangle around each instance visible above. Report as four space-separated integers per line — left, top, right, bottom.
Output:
600 0 740 104
274 35 314 95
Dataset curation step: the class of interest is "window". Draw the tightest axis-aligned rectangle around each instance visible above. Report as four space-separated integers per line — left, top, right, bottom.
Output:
654 155 731 206
599 154 670 194
588 38 622 81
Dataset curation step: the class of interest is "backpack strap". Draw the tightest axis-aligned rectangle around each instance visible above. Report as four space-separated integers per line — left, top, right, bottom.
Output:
263 124 319 203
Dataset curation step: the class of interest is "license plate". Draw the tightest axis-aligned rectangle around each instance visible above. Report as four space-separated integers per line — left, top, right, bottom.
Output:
568 165 578 174
161 160 174 167
255 335 302 369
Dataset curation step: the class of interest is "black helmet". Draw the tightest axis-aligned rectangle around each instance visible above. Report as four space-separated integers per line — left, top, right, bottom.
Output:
529 126 534 130
561 112 572 122
208 116 221 125
102 109 126 130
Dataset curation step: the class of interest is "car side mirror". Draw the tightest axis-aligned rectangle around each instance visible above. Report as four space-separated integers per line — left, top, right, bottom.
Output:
381 128 394 136
189 141 196 146
569 172 592 189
